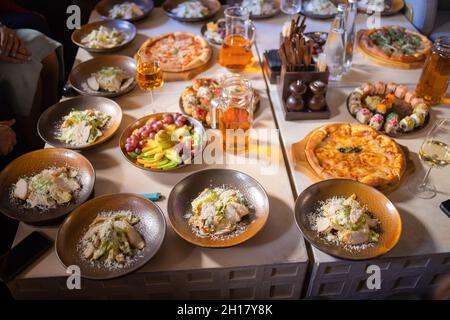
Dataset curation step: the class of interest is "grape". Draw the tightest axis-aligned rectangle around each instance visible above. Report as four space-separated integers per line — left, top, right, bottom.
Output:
141 130 149 138
177 115 187 124
162 114 174 124
138 126 146 133
153 120 163 131
138 140 146 148
126 137 132 144
149 131 156 139
130 138 138 148
173 113 182 121
135 132 142 140
125 143 133 152
144 124 152 131
135 147 142 155
175 119 184 128
147 118 157 126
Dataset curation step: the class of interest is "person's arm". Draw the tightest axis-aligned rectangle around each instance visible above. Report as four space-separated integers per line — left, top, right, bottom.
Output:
0 25 30 63
0 119 17 156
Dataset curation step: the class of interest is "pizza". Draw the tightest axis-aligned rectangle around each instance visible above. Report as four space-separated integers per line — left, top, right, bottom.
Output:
359 26 431 63
139 32 211 72
305 123 406 189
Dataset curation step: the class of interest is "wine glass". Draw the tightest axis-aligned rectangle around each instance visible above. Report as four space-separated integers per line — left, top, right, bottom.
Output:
281 0 302 22
136 47 164 107
409 118 450 199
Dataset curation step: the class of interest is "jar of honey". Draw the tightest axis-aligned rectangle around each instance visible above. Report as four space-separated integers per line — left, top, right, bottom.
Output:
416 36 450 105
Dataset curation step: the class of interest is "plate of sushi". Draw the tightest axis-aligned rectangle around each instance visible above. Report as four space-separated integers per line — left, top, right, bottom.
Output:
347 81 430 136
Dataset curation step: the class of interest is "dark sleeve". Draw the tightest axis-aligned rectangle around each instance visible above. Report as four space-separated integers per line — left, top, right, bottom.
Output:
0 0 29 15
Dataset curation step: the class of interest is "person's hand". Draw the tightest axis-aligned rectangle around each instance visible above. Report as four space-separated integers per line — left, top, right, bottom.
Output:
0 26 30 63
0 119 17 155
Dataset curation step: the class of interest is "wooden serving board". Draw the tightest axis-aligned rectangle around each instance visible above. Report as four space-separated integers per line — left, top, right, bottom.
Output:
356 31 424 69
135 36 213 82
291 132 415 194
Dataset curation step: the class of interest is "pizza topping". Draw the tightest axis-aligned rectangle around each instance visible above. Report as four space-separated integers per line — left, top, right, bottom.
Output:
337 147 362 153
368 27 426 56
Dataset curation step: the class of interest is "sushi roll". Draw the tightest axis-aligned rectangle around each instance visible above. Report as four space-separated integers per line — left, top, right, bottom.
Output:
353 87 364 95
361 82 375 95
411 112 426 127
399 116 415 132
349 92 362 104
376 103 388 115
374 81 386 95
411 97 425 108
369 114 384 131
349 100 362 115
404 91 417 104
394 85 408 99
356 107 372 124
386 112 399 123
384 117 399 135
386 82 397 94
413 102 430 116
385 93 395 106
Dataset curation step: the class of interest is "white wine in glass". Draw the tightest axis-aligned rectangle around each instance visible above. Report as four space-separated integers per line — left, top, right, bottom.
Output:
136 47 164 107
409 118 450 199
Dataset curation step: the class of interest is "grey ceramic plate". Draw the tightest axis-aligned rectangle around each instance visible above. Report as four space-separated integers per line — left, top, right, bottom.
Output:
162 0 221 22
357 0 404 16
294 179 402 260
167 169 270 247
37 96 123 150
300 9 336 20
56 193 166 280
71 19 136 53
96 0 154 22
69 55 136 98
0 148 95 225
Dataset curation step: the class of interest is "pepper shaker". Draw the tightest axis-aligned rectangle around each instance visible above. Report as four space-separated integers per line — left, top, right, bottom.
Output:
286 80 307 111
308 80 327 111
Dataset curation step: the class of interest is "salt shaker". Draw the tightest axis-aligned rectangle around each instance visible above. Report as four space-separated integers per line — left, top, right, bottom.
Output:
286 80 307 111
308 80 327 111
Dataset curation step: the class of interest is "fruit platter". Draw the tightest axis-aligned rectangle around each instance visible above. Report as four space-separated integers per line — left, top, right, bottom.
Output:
120 112 207 171
347 81 430 136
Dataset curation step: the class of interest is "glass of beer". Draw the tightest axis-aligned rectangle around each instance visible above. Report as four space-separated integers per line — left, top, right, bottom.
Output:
409 118 449 199
416 36 450 105
136 47 164 106
218 6 256 71
211 75 254 152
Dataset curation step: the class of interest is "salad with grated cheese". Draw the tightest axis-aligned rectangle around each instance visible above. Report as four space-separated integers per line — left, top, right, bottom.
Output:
57 109 111 146
312 194 380 246
171 0 210 18
12 167 80 209
241 0 276 16
81 26 125 49
186 187 250 236
108 2 144 19
357 0 387 12
80 211 145 265
303 0 337 15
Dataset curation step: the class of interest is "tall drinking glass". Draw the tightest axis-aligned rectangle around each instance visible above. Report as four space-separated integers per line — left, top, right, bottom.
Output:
281 0 302 21
409 118 450 199
136 47 164 107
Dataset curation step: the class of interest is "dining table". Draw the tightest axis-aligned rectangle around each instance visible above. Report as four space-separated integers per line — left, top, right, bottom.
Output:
7 5 450 300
